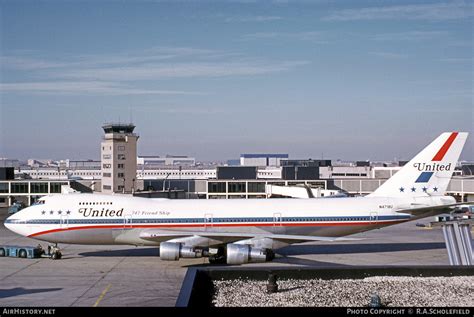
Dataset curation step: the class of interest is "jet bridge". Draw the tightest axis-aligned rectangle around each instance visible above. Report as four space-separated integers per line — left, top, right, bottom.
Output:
265 184 344 198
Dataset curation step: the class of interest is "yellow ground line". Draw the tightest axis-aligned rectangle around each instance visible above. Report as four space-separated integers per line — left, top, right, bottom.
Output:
93 284 112 307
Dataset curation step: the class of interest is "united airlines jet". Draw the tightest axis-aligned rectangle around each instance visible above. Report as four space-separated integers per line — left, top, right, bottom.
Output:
4 132 468 264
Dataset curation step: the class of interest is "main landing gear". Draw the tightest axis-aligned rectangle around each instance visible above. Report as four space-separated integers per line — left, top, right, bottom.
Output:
208 247 226 264
48 244 62 260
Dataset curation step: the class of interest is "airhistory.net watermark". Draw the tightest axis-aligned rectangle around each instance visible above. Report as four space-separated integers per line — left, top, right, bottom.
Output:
2 308 56 315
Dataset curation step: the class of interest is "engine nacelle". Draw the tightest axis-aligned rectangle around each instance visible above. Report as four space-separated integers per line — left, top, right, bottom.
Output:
226 243 273 265
159 242 203 261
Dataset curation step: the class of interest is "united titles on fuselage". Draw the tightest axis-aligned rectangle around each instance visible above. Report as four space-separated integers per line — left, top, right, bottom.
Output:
78 207 124 217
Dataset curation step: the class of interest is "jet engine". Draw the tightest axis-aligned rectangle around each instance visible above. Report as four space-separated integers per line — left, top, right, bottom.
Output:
226 243 274 265
159 242 203 261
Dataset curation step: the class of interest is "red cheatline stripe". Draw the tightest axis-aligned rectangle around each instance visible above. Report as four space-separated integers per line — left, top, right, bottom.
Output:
432 132 458 161
27 220 407 237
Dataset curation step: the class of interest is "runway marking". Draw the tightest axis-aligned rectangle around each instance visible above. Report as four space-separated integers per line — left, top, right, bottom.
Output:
93 284 111 307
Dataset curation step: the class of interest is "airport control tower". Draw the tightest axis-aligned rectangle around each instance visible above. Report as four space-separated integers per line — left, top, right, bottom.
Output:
101 123 139 194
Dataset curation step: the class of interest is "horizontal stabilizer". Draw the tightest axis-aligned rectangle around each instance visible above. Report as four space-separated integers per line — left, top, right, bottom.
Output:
394 201 472 217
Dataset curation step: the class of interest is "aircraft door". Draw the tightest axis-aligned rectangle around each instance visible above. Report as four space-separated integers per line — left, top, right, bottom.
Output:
60 214 69 229
272 213 285 234
273 213 282 227
123 214 133 229
204 213 213 231
369 212 378 223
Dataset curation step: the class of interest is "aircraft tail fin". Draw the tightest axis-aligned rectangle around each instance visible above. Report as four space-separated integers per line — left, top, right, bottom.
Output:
369 132 468 197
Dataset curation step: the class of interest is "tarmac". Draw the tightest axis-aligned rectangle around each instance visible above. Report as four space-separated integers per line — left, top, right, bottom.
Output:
0 207 458 307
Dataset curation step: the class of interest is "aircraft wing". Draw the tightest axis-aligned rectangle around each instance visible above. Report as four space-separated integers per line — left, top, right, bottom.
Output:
139 230 252 245
139 229 359 247
251 234 360 244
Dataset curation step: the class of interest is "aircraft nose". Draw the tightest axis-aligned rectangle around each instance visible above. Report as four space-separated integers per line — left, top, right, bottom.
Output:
4 214 20 234
4 216 14 231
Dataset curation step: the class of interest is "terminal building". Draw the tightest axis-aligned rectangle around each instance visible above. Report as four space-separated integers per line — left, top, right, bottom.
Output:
3 159 474 206
2 170 473 206
138 155 195 167
0 167 73 206
2 124 473 207
240 154 288 167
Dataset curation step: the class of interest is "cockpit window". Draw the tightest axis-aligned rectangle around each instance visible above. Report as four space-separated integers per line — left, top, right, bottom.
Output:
32 200 46 205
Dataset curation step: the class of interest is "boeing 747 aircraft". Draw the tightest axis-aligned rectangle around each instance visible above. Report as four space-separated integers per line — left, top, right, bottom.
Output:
4 132 469 264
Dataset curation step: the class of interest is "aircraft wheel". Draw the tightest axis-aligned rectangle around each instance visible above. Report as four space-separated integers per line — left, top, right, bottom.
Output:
208 255 226 264
51 251 61 260
0 248 5 257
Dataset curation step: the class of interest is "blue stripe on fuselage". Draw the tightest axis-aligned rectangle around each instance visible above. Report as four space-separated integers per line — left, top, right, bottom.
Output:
10 214 411 225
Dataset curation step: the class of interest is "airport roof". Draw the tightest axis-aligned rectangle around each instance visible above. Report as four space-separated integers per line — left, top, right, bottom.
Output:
240 154 289 158
102 123 135 134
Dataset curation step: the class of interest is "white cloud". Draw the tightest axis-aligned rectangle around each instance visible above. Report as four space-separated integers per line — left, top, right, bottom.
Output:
323 2 473 21
58 61 310 81
225 15 283 23
1 47 219 71
438 57 472 63
241 31 328 42
241 32 281 39
1 47 309 95
373 31 449 41
156 107 227 115
369 52 409 59
0 56 70 70
0 81 205 96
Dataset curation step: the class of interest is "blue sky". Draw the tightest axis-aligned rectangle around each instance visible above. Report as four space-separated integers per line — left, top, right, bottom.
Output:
0 0 472 161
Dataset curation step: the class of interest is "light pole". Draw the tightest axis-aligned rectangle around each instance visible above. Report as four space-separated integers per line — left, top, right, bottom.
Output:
163 173 171 191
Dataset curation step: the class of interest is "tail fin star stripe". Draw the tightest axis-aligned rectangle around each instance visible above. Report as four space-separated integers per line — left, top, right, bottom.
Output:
432 132 458 161
368 132 468 197
415 171 434 183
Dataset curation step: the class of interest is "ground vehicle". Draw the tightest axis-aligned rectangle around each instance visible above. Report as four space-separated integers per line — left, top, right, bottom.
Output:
0 245 44 258
452 204 474 215
0 244 61 259
8 202 26 215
